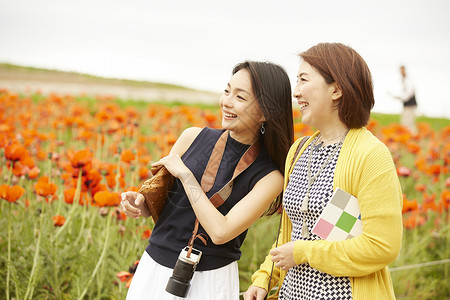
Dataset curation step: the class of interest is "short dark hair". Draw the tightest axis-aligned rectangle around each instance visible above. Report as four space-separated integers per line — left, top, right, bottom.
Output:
299 43 374 128
233 61 294 215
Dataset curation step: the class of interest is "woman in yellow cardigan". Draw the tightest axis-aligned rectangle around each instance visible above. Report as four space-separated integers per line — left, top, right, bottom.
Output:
244 43 403 300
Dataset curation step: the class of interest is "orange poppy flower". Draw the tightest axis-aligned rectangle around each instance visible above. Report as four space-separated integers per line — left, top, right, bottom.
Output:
139 166 149 179
141 229 152 240
403 211 426 230
5 142 28 162
406 142 421 154
402 197 418 214
121 149 135 164
415 184 426 192
116 271 134 288
106 174 116 189
106 120 122 133
421 193 437 212
28 166 41 179
67 149 93 168
52 215 66 227
34 176 57 197
91 183 107 197
0 184 25 203
414 157 427 172
64 188 87 204
12 161 29 177
204 113 217 124
116 260 140 288
63 188 78 204
116 271 132 283
428 164 442 176
93 190 121 207
86 169 102 189
0 133 9 148
440 189 450 211
105 174 125 190
20 155 36 169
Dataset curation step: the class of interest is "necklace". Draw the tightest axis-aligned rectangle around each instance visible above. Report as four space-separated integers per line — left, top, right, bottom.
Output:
300 131 348 238
313 132 349 151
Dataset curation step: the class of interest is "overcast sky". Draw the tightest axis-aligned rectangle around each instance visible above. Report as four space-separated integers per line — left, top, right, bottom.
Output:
1 0 449 118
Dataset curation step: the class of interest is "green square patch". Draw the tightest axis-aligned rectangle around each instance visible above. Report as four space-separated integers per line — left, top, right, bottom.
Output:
335 211 357 233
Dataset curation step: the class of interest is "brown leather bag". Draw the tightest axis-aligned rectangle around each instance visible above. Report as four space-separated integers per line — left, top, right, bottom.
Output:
138 165 174 223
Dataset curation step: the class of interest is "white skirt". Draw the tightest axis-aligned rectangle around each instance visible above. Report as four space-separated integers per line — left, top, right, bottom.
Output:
126 251 240 300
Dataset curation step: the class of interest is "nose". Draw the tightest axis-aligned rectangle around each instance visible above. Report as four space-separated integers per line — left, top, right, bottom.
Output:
221 93 233 108
293 82 301 99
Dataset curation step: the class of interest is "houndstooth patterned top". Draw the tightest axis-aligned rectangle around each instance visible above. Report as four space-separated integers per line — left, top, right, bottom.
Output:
279 137 353 300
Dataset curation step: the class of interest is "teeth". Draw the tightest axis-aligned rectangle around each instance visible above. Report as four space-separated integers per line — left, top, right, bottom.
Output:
299 103 308 110
224 112 237 118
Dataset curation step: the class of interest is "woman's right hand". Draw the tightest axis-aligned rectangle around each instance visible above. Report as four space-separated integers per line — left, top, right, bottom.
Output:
120 191 151 218
243 286 268 300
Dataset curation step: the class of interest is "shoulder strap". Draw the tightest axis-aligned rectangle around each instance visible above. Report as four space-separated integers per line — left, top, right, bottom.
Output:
289 136 310 174
187 130 260 257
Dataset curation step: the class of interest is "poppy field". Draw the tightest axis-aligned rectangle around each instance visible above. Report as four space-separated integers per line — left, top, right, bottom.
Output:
0 89 449 299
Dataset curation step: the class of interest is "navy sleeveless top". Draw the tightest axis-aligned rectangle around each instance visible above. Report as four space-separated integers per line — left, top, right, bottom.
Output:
146 127 278 271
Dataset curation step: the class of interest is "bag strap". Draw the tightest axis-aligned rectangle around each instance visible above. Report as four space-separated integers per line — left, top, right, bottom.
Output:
289 136 310 176
265 136 309 299
201 131 228 192
187 130 260 257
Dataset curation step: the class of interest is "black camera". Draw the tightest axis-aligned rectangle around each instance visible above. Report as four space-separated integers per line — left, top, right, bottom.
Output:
165 247 202 298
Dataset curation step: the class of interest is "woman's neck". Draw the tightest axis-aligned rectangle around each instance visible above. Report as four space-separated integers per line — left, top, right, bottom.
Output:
229 130 259 145
317 123 349 146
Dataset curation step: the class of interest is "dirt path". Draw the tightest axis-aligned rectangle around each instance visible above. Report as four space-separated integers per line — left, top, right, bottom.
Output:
0 64 221 105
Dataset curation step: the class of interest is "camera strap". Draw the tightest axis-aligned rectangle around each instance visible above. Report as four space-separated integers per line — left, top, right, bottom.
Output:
186 130 261 257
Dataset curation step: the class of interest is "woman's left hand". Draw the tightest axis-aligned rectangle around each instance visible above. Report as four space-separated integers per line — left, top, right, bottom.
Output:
270 241 297 271
152 154 192 181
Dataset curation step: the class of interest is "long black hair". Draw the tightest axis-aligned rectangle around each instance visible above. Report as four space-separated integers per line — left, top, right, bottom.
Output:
233 61 294 215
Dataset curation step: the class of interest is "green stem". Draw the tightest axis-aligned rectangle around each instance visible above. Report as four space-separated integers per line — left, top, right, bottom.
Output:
6 161 13 186
78 211 112 300
48 153 52 183
73 200 87 245
52 169 82 241
24 200 45 300
6 203 11 300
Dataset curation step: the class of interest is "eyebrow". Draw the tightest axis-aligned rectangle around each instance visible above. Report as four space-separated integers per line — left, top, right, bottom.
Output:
227 83 251 95
298 72 308 77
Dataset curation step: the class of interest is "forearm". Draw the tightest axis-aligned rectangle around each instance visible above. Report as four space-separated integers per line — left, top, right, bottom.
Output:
293 216 402 277
180 172 229 243
293 169 403 277
180 170 283 245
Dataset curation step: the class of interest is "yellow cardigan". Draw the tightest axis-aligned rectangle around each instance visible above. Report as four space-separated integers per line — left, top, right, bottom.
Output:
251 128 403 299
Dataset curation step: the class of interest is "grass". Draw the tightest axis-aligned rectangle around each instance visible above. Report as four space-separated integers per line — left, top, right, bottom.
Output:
0 91 448 299
0 62 198 91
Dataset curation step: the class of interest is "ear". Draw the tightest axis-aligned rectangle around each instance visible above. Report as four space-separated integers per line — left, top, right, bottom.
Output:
331 83 343 101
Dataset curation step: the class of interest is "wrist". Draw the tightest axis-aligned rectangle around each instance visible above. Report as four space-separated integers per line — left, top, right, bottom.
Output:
179 168 194 183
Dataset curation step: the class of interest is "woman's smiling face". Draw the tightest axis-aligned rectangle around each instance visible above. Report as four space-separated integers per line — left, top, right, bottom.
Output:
220 69 264 144
293 60 340 129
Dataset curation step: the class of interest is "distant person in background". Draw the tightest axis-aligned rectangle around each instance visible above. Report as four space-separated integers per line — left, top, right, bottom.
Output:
393 65 417 134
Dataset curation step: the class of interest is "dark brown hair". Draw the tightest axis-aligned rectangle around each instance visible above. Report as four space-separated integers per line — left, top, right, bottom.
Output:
232 61 294 215
299 43 374 128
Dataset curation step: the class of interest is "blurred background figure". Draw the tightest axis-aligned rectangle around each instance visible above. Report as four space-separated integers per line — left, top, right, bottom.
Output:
392 65 418 134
